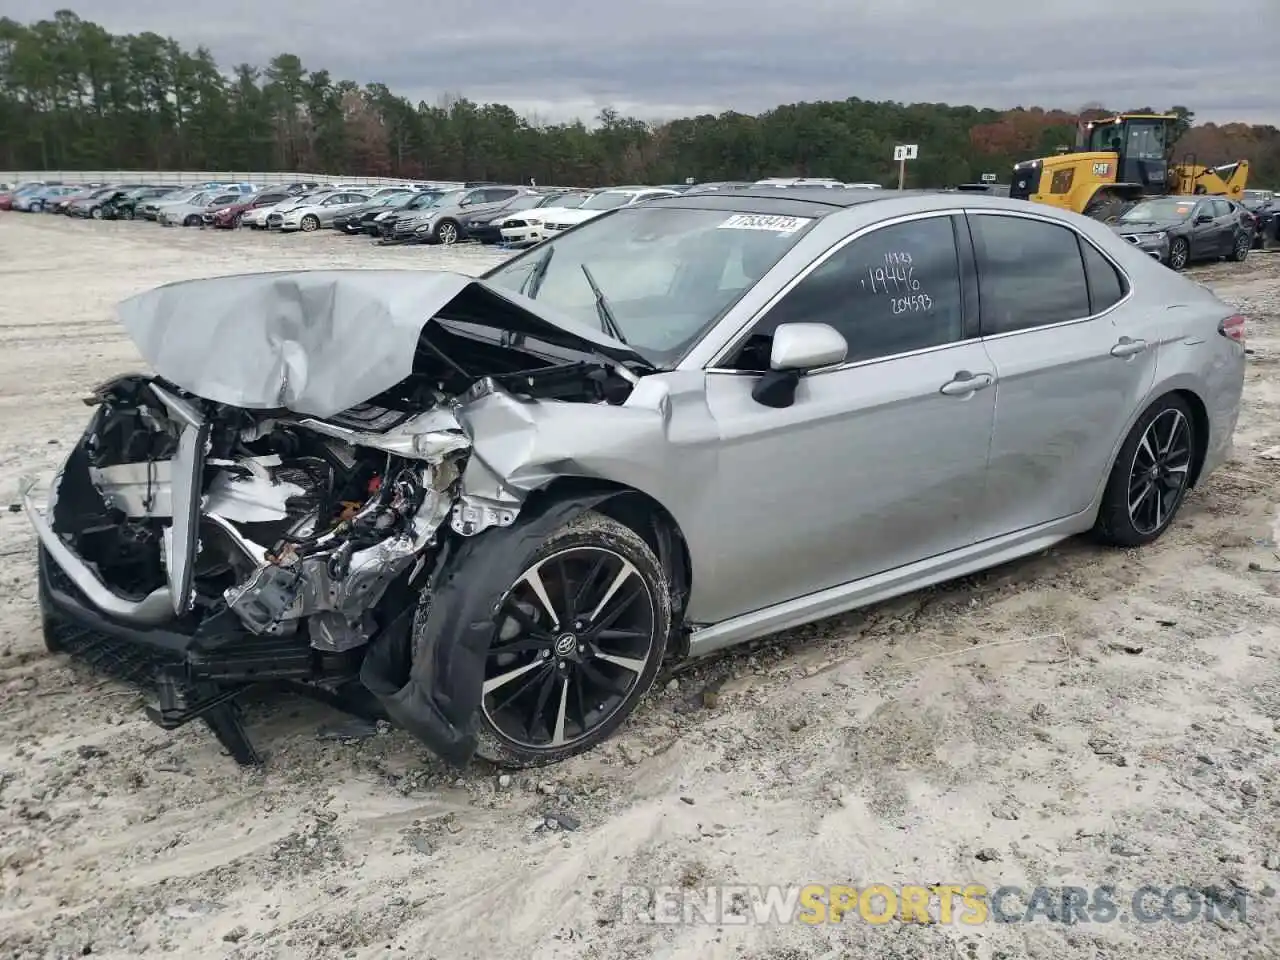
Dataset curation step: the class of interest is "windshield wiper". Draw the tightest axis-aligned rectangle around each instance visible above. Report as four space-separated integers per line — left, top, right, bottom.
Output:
580 263 628 344
521 244 554 298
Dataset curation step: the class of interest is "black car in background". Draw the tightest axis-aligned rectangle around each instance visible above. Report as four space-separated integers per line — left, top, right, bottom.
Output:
1110 195 1255 270
1241 189 1277 248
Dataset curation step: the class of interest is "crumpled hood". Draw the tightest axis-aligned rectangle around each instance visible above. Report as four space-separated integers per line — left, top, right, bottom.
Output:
116 268 647 418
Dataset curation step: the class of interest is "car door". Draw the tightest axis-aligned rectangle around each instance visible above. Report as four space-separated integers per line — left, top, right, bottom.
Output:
1215 199 1242 254
1188 199 1222 260
966 211 1157 537
698 213 997 619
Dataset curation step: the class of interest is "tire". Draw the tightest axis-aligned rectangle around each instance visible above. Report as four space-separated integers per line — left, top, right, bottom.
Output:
1084 191 1126 222
1228 231 1251 262
183 214 200 226
90 206 103 220
300 214 320 232
473 510 672 767
433 219 460 245
231 213 242 227
31 201 43 213
121 207 134 221
1093 394 1196 548
1168 237 1190 271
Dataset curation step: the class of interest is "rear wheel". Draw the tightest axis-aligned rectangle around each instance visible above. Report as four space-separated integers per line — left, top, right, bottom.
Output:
1229 231 1251 262
1168 237 1190 271
1093 394 1195 547
1083 191 1126 222
474 511 671 767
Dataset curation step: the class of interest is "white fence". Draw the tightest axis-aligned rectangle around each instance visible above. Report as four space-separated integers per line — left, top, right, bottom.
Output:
0 170 438 187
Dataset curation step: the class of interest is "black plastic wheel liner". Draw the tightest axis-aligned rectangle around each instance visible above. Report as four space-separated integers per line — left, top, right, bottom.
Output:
360 491 613 767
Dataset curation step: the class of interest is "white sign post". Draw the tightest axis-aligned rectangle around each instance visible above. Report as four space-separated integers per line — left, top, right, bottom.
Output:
893 144 919 190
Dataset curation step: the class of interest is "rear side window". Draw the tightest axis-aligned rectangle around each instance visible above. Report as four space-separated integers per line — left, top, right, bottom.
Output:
969 214 1090 334
1080 240 1126 313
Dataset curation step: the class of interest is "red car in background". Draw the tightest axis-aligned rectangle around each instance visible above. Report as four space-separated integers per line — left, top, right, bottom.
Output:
205 189 292 228
0 191 13 211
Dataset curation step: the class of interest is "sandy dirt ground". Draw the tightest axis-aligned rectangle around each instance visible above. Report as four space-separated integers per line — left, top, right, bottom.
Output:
1 214 1278 960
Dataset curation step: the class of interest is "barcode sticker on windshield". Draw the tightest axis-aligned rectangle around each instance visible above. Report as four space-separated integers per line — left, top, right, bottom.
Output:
718 214 812 234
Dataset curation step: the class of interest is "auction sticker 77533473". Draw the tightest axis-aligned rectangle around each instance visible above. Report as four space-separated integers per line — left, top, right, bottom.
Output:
717 214 813 234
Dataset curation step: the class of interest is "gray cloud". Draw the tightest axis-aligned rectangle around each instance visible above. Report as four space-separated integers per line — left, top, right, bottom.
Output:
8 0 1278 125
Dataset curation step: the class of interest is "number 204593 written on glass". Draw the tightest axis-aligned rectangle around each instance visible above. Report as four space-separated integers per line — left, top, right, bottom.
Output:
861 252 932 313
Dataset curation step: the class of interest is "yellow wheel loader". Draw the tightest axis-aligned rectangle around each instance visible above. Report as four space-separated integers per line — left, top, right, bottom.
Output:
1009 113 1249 220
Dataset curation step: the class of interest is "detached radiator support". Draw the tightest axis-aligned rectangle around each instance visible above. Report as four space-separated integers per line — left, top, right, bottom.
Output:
145 670 262 765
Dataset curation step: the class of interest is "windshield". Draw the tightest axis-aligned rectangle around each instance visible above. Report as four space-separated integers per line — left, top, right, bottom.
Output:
484 206 814 366
553 193 593 208
580 191 635 211
1120 198 1198 222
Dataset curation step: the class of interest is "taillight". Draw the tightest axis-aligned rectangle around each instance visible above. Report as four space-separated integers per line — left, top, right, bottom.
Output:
1219 314 1246 343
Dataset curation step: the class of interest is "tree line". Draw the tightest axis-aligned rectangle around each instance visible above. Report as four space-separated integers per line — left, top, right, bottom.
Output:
1 10 1277 188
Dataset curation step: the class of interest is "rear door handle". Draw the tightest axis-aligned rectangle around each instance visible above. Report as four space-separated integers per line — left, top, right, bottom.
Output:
1110 337 1148 358
939 371 994 396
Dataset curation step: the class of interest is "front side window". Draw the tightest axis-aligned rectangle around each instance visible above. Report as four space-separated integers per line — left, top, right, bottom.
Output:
484 206 814 366
729 216 965 371
969 214 1090 334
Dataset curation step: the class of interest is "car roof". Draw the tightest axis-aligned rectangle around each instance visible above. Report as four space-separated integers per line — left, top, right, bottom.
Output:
644 187 931 218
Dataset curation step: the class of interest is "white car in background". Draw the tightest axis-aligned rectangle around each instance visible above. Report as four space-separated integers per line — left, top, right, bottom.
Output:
539 187 681 238
241 194 304 229
498 191 595 246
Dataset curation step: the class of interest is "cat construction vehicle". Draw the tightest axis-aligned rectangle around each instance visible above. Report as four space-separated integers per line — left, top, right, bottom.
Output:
1009 113 1249 220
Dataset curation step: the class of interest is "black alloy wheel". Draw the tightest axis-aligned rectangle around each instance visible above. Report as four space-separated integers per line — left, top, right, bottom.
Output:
1094 394 1196 547
476 513 670 766
1126 407 1193 536
1168 237 1190 271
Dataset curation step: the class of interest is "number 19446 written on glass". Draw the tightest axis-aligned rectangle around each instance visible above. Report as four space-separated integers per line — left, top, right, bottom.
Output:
860 252 933 314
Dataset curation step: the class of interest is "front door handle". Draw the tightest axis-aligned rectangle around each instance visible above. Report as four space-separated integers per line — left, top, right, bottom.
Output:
1110 336 1149 358
939 371 995 396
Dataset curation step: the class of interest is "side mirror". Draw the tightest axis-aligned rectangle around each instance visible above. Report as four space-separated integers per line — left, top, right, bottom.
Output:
751 323 848 409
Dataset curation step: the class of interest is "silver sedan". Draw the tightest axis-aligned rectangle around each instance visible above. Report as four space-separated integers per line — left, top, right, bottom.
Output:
24 189 1245 771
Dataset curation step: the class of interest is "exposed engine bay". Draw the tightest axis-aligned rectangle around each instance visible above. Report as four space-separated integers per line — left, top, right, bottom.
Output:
51 353 630 654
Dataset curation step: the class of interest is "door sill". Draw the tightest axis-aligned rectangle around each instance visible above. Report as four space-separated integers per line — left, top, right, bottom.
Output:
686 511 1093 658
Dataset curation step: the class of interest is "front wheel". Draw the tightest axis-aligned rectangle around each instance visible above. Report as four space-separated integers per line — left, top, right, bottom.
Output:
121 207 134 221
300 214 320 232
474 511 672 767
1093 394 1196 547
1228 231 1251 262
183 214 200 226
31 201 44 213
1168 237 1190 271
90 206 103 220
433 219 460 245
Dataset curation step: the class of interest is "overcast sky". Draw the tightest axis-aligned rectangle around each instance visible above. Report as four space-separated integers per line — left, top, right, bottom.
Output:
9 0 1279 126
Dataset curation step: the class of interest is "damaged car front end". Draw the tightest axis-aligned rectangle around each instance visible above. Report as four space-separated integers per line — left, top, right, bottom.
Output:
25 267 678 768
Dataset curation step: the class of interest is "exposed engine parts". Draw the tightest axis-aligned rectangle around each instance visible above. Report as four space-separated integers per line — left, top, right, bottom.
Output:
63 376 478 654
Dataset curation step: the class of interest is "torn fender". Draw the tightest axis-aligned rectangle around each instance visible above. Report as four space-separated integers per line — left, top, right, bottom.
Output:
360 492 613 766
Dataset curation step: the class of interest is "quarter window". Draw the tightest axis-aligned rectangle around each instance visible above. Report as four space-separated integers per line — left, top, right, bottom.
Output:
730 216 965 371
969 214 1091 334
1080 240 1126 314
